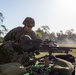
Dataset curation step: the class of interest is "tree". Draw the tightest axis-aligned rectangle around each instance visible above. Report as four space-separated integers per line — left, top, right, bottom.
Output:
56 30 65 43
0 12 4 23
35 25 51 40
0 12 7 37
35 28 43 38
65 29 74 39
50 32 56 41
41 25 50 33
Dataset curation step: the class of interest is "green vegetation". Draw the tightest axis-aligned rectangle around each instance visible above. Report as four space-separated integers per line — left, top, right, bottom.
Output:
70 50 76 58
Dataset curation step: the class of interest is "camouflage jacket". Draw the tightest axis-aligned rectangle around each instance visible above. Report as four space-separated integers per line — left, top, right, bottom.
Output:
3 26 38 43
0 41 15 64
1 27 38 64
0 40 30 64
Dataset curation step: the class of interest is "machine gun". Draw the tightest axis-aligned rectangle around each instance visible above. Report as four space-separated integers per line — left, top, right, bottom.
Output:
39 44 76 53
18 38 76 63
15 37 75 75
21 38 76 54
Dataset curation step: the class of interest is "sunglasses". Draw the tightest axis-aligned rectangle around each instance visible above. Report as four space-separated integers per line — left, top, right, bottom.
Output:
26 25 33 28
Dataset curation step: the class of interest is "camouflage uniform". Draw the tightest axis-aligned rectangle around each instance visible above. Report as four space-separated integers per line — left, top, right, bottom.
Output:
2 17 37 63
3 26 37 43
0 41 27 75
0 17 37 75
0 41 14 64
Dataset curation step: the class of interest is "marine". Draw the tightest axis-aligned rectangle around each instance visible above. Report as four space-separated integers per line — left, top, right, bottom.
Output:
0 17 38 75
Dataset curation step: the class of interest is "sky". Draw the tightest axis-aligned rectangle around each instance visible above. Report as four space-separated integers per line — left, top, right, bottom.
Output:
0 0 76 34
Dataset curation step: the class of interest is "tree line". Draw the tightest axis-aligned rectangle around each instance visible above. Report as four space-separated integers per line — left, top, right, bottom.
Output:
35 25 76 44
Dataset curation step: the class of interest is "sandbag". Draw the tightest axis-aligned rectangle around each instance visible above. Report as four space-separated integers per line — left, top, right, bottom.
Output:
52 58 74 74
0 63 26 75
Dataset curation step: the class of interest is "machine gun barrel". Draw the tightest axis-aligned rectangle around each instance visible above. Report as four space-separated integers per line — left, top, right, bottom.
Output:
38 45 76 53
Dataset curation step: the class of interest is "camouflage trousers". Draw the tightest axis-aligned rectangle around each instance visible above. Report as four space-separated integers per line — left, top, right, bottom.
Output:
0 63 26 75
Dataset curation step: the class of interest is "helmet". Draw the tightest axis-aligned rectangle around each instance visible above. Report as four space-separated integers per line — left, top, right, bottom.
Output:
22 17 35 27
